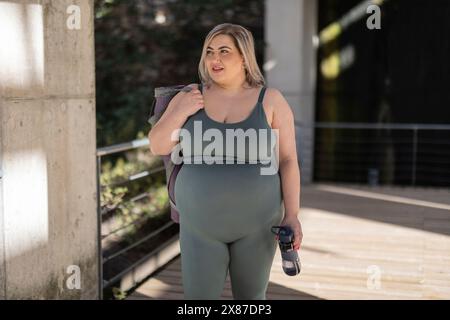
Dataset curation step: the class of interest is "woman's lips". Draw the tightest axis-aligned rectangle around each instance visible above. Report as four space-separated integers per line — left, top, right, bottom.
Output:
212 67 224 73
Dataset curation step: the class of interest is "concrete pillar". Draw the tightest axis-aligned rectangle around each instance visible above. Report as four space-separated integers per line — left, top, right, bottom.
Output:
0 0 98 299
265 0 318 183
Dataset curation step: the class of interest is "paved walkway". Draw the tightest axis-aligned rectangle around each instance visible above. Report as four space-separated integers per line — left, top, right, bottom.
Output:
128 183 450 300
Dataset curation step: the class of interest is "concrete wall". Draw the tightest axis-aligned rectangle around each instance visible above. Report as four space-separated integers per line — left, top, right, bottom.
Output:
265 0 318 183
0 0 98 299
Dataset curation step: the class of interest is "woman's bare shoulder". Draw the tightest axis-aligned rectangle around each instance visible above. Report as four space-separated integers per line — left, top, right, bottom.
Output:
264 87 283 101
263 87 288 111
263 87 294 127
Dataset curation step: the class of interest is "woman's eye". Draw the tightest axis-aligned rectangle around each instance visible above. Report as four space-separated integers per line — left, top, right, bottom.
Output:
206 50 228 55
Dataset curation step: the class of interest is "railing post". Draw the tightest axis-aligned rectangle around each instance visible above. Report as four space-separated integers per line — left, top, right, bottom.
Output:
96 155 103 300
412 127 418 186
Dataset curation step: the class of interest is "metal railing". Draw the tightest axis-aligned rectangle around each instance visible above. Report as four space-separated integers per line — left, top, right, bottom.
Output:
299 122 450 186
96 137 175 298
94 122 450 297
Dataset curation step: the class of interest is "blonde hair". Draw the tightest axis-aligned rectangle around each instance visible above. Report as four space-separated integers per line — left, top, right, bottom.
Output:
198 23 265 89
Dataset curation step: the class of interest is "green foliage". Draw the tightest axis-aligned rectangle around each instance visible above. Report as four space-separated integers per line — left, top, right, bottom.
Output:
112 287 127 300
100 147 168 244
94 0 264 146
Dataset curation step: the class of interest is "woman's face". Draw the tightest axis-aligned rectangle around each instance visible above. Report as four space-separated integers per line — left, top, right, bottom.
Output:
205 34 246 86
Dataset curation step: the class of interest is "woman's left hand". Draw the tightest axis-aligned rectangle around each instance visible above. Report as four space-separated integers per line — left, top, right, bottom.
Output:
280 215 303 251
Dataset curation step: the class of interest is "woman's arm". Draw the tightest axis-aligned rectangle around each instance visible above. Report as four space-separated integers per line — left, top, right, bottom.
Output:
268 88 303 250
148 95 188 155
149 83 203 155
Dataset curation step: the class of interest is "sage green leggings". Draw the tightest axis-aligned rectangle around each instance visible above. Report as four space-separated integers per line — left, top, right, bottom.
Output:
175 163 284 299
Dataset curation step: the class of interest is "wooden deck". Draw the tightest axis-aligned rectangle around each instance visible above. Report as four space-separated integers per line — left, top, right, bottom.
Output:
127 183 450 300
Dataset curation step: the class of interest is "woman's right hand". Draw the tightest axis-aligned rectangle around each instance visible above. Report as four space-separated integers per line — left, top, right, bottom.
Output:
171 84 204 119
149 84 204 156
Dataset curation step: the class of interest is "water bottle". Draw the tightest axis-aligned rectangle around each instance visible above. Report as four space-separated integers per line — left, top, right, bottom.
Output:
271 226 301 276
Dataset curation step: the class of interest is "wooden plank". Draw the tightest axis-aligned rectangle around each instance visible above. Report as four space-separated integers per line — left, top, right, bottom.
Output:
127 185 450 300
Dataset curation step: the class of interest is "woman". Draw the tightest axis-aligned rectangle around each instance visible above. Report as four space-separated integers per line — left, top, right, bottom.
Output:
149 23 302 299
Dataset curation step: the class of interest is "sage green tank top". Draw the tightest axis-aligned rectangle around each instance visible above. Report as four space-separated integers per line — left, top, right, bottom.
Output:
178 84 276 165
